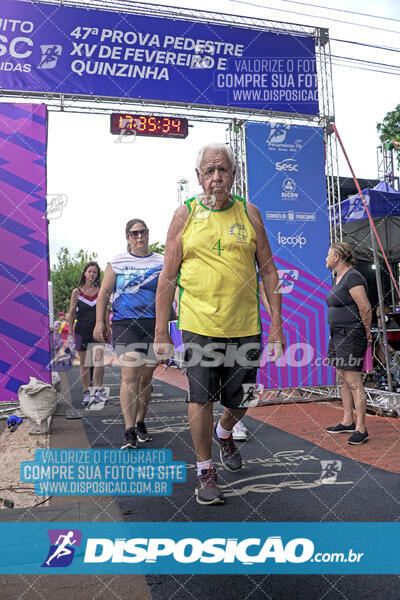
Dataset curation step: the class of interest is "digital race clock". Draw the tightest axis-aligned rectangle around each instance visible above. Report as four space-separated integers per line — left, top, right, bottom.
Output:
110 113 189 138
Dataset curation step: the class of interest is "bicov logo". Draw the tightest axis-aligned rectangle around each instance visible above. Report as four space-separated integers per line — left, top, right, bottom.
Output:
84 536 314 565
282 177 299 200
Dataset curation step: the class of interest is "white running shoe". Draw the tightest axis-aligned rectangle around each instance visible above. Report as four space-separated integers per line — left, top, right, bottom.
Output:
81 390 91 407
232 420 248 441
93 387 109 403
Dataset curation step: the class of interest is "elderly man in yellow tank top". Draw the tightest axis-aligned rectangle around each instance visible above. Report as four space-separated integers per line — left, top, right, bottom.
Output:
155 143 285 505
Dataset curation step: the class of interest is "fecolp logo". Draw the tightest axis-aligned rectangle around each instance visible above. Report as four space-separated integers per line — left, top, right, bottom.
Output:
278 232 307 249
84 536 314 565
275 158 298 173
42 529 82 567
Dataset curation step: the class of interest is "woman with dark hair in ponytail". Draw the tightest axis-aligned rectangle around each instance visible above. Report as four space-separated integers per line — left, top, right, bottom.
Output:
94 219 164 449
68 261 108 406
325 242 372 445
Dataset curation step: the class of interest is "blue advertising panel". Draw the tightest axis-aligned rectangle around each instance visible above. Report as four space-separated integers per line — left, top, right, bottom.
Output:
245 122 334 387
0 0 318 114
0 522 399 574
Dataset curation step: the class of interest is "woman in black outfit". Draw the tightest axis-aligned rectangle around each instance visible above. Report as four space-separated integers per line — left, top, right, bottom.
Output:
68 261 109 406
325 242 372 445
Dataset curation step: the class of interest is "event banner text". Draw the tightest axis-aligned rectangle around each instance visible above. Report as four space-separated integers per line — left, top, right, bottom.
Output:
0 0 318 114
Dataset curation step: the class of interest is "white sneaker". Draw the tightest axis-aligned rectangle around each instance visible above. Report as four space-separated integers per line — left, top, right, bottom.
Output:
81 390 91 407
93 387 109 403
232 421 248 441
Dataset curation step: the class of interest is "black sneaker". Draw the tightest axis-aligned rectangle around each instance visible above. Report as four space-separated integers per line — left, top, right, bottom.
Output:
213 424 243 471
136 421 152 443
195 468 225 505
326 422 356 434
347 430 369 445
121 427 137 449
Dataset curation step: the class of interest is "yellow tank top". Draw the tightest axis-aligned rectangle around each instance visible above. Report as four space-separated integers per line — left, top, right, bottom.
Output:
178 195 261 338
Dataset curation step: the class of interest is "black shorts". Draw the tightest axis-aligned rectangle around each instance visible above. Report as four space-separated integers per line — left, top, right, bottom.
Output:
182 330 262 409
327 326 367 371
112 318 156 360
74 324 96 352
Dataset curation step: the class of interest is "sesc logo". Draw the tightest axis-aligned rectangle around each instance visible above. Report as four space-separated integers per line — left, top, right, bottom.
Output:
275 159 298 173
278 232 307 249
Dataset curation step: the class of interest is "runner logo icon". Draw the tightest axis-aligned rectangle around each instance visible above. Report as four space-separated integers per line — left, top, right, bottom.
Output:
276 269 299 293
42 529 82 568
240 384 263 408
319 460 342 484
38 45 62 69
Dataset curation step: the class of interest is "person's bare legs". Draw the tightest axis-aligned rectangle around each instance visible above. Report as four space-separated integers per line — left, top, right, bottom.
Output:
220 407 247 431
341 370 367 433
92 345 104 387
336 369 355 426
119 353 142 429
136 365 156 423
188 402 214 461
78 350 90 391
188 404 247 462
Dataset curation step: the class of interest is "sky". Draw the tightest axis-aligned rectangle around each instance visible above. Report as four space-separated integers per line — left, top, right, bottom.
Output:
47 0 400 270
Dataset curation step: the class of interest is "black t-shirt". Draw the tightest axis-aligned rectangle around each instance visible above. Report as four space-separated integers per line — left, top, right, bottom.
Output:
326 268 367 329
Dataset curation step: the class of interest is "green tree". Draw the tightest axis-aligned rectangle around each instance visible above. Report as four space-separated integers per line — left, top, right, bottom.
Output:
377 104 400 167
149 241 165 254
51 247 99 316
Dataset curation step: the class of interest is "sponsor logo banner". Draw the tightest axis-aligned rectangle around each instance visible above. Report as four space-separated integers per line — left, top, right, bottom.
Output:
0 522 398 574
0 0 318 114
266 211 316 222
245 122 334 387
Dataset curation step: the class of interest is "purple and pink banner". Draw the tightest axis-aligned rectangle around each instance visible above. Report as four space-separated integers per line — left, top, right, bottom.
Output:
246 122 334 388
0 103 50 401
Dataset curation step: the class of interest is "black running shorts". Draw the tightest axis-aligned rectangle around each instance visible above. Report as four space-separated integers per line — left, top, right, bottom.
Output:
182 330 262 409
327 326 367 371
74 324 96 352
112 318 156 360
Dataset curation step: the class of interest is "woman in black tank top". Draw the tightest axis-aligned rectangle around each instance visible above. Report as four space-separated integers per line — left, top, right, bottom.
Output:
68 261 109 406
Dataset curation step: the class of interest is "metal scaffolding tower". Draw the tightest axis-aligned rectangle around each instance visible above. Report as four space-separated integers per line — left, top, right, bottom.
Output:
377 141 400 191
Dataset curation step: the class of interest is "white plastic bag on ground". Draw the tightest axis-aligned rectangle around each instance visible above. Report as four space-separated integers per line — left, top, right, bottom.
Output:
18 377 57 426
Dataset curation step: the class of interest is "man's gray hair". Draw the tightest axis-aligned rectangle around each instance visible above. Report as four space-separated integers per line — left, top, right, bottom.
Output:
196 143 235 171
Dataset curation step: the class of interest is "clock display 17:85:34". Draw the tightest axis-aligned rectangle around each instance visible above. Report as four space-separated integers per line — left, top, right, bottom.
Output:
110 113 189 138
